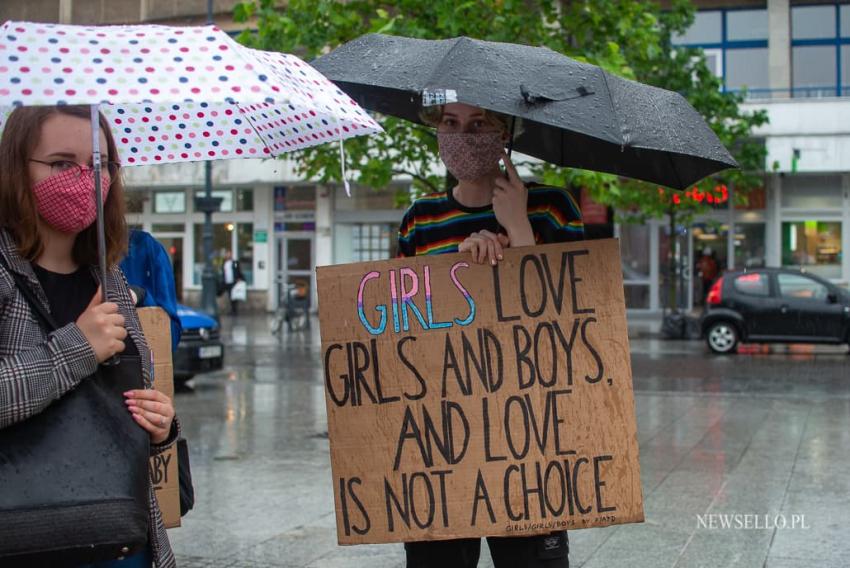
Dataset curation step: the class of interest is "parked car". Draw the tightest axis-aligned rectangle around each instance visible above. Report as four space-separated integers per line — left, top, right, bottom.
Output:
174 304 224 381
701 268 850 354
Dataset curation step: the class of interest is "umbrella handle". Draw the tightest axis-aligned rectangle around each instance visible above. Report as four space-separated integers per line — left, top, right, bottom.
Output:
504 116 517 180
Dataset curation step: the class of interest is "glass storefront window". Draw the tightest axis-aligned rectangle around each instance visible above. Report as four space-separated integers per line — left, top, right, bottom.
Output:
842 45 850 96
674 11 722 45
352 223 394 261
192 223 230 285
285 239 312 270
236 223 254 285
792 46 837 97
792 5 836 40
782 221 842 279
619 224 650 281
727 9 768 41
726 48 769 92
236 188 254 212
842 5 850 37
154 191 185 214
624 285 649 310
734 223 766 269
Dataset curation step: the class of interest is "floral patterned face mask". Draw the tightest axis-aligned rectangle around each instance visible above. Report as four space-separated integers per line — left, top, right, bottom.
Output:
437 131 505 181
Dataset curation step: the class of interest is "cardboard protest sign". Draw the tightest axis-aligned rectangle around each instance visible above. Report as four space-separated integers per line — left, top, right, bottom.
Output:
137 307 181 529
317 239 643 545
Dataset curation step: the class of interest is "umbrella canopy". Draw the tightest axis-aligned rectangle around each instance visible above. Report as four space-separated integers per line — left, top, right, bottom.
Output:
0 20 382 311
0 21 382 163
312 34 737 190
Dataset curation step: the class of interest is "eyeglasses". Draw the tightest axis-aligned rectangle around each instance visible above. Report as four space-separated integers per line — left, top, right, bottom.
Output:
29 159 121 180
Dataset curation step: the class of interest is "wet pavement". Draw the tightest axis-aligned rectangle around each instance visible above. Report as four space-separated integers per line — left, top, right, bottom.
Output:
170 314 850 568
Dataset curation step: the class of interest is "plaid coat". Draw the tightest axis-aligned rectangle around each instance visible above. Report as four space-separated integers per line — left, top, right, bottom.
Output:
0 229 177 568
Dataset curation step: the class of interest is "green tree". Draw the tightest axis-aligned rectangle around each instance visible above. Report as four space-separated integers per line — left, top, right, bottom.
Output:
235 0 768 308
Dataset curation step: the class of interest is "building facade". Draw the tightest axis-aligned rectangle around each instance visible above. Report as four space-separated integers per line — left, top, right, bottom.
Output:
642 0 850 313
4 0 848 313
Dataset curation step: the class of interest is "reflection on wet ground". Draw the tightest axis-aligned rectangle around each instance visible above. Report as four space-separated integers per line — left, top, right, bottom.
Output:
172 315 850 568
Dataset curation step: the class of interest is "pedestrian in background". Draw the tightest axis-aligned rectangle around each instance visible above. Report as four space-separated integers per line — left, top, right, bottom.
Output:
0 105 178 568
221 249 245 315
696 247 720 305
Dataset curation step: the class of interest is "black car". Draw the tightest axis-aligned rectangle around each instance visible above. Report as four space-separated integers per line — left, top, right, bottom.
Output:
701 268 850 354
174 304 224 381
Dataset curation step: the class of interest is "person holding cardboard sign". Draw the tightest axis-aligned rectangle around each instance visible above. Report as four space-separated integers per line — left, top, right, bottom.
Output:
0 105 178 568
397 102 584 567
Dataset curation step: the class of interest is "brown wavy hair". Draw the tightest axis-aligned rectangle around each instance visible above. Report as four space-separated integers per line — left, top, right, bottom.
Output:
0 105 127 267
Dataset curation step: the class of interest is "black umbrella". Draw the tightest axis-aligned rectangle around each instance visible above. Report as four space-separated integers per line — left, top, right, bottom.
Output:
312 34 738 190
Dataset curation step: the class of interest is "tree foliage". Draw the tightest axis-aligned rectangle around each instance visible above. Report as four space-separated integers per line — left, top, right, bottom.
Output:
234 0 768 224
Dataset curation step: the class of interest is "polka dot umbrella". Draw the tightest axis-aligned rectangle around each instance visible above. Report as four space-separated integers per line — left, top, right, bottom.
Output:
0 20 382 304
0 21 381 160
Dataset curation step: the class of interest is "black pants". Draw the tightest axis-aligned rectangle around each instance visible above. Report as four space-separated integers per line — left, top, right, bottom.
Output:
224 283 239 315
405 532 568 568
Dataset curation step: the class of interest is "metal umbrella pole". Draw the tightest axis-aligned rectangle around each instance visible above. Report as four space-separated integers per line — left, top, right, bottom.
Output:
90 104 108 302
199 0 221 321
90 104 118 366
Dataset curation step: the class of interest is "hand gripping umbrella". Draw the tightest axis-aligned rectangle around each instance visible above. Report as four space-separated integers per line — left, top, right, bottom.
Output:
0 20 382 307
312 34 737 190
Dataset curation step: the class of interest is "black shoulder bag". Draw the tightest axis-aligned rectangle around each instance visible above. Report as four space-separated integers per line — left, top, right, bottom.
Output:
0 265 151 566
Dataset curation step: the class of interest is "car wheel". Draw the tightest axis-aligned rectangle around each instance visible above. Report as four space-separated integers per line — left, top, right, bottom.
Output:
174 373 195 393
706 321 739 354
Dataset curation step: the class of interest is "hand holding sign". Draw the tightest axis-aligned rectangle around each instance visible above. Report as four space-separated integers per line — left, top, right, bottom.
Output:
459 231 510 265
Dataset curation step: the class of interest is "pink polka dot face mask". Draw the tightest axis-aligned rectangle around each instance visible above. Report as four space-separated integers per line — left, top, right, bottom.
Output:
32 167 110 234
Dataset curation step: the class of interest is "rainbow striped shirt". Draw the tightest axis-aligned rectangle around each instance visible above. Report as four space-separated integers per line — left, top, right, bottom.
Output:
397 185 584 257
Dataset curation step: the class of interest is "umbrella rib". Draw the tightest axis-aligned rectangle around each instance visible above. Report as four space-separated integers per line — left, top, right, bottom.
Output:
646 95 686 190
599 69 626 150
424 38 468 94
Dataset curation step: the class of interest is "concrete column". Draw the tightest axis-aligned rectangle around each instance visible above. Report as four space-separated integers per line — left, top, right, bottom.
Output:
768 0 791 98
842 174 850 286
766 174 783 267
59 0 73 23
727 183 736 270
314 185 334 309
649 219 660 312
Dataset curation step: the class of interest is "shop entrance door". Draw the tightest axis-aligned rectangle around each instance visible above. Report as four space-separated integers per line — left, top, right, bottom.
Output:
153 235 184 302
276 234 314 311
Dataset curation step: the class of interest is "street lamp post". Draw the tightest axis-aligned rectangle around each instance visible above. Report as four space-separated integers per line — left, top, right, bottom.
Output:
198 0 222 319
197 162 222 319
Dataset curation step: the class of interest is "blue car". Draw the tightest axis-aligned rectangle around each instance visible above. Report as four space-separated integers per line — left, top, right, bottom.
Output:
174 304 224 381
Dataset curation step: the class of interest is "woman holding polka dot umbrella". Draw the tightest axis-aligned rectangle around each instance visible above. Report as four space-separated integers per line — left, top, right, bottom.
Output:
0 20 380 568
